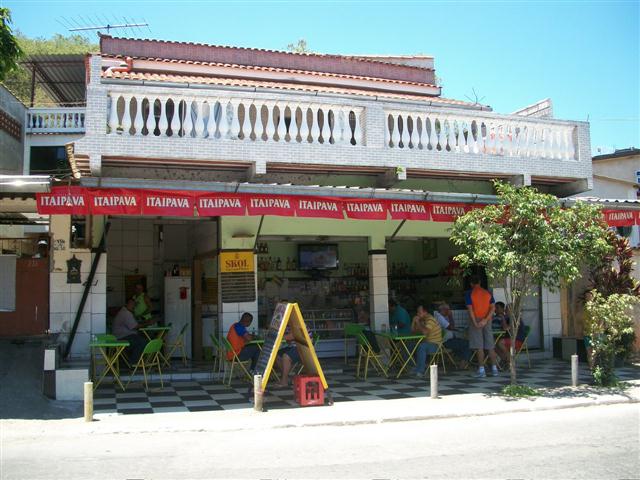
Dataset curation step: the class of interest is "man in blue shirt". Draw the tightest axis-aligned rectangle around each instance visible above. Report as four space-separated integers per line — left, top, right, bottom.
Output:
389 299 412 335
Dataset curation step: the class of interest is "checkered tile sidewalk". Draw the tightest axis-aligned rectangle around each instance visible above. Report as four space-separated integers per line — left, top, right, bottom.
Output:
93 359 640 415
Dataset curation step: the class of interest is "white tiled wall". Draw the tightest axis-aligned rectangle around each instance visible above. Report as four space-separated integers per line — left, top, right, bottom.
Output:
106 218 156 308
542 286 562 353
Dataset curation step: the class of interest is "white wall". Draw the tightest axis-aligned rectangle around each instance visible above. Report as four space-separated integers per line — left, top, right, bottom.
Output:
49 215 106 358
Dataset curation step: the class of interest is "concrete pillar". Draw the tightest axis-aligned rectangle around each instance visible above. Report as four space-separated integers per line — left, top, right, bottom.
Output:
368 241 389 331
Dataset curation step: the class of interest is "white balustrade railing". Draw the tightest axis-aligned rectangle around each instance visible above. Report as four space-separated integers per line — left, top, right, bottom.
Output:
384 110 576 160
106 92 364 146
26 108 86 134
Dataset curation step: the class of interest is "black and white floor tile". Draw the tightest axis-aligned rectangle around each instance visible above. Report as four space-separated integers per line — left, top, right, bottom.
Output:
93 359 640 415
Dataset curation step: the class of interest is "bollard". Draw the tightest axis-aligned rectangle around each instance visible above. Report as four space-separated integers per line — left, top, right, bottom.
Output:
571 354 578 387
430 364 438 399
254 374 263 412
84 381 93 422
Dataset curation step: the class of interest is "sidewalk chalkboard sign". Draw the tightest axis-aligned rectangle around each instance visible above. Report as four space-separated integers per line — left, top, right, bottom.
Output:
254 302 328 392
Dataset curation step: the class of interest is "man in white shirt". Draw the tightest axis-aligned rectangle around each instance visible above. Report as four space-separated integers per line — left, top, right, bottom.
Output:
112 299 148 363
433 303 471 369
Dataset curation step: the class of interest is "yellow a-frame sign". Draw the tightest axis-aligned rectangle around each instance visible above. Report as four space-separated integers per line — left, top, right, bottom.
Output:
254 302 328 392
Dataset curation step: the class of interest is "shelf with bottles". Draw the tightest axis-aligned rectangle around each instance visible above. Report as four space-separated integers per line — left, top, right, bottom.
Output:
303 308 354 339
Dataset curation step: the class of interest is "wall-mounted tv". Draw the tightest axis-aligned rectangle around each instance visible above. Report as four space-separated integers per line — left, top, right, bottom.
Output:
298 244 339 270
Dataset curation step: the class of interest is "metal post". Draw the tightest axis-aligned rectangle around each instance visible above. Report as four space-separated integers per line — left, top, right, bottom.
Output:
571 354 578 387
84 382 93 422
430 364 438 399
253 375 263 412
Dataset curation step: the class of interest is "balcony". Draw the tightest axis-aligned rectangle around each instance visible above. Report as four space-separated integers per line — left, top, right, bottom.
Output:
26 108 86 134
74 85 590 190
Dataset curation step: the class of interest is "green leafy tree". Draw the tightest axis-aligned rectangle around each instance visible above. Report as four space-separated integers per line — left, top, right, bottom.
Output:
287 39 311 53
2 32 97 106
450 181 611 385
0 8 23 82
584 291 638 386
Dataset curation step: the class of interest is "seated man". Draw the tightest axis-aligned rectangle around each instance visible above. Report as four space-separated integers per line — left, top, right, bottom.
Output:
494 302 526 365
275 327 303 387
226 312 260 372
389 299 412 335
112 298 150 363
410 305 442 378
434 303 471 369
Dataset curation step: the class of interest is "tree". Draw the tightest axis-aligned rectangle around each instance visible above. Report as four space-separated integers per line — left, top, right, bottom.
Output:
584 291 638 386
450 181 612 385
0 8 23 82
287 39 311 53
2 32 97 106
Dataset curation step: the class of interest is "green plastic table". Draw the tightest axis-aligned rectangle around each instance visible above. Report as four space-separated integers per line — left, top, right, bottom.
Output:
376 332 425 378
89 340 130 391
140 326 171 341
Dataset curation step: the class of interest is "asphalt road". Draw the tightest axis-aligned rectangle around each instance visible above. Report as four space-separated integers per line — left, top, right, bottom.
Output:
2 403 639 479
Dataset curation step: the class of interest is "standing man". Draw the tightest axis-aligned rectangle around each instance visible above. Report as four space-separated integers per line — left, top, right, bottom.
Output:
226 312 260 372
389 299 412 335
465 275 499 377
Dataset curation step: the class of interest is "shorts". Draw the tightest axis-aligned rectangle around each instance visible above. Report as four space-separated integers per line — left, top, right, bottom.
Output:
278 344 300 363
468 323 494 350
502 338 524 351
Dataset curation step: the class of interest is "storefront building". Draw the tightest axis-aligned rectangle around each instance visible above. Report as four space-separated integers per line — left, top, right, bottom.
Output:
36 34 599 359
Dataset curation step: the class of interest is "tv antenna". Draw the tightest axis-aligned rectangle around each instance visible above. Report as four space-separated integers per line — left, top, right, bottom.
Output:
57 15 151 40
465 88 486 106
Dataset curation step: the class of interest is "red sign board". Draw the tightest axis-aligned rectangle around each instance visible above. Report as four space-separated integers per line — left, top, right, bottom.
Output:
36 186 89 215
343 199 388 220
429 202 475 222
388 200 430 221
196 194 246 216
90 188 142 215
246 195 295 217
603 209 638 227
141 190 195 216
295 197 344 219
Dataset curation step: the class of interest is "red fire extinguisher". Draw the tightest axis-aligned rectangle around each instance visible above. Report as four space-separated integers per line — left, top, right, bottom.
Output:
179 286 188 300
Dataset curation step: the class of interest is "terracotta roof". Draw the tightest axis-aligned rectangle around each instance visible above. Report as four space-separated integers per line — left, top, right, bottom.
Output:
101 69 485 108
101 54 439 89
100 35 436 85
99 34 434 69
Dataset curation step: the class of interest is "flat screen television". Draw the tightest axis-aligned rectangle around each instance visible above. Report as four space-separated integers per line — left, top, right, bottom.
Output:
298 244 339 270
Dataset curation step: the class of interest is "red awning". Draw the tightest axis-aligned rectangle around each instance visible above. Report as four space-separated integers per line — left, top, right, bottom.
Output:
36 187 640 226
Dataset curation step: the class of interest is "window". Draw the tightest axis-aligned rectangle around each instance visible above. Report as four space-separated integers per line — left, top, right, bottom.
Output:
29 146 70 176
0 255 16 311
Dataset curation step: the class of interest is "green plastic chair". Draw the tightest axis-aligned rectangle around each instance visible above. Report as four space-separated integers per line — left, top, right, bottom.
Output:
355 331 387 380
210 334 252 385
344 323 365 364
125 338 164 390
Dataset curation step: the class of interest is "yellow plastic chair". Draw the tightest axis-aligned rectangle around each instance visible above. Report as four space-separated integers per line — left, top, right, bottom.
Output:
125 338 164 391
428 341 456 374
165 322 189 366
355 331 387 380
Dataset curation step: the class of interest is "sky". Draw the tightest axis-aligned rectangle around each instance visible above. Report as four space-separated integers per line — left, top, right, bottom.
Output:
4 0 639 151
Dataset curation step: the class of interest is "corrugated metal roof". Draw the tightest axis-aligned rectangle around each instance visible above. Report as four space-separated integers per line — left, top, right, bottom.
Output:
21 54 87 105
